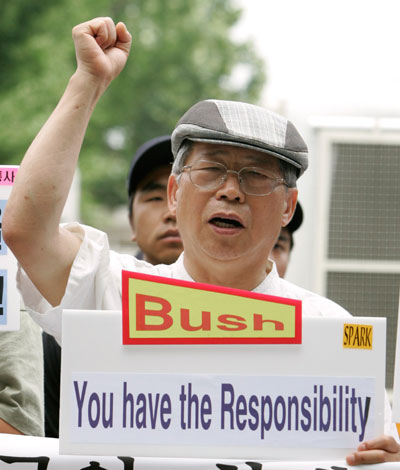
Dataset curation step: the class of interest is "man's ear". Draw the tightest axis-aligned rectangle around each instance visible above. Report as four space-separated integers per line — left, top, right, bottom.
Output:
128 215 137 242
167 174 179 216
282 188 298 227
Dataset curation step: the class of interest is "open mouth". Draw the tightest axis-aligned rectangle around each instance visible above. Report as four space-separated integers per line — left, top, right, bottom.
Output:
210 217 244 229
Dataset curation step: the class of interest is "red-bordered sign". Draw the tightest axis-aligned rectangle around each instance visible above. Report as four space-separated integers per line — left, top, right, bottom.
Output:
122 270 302 345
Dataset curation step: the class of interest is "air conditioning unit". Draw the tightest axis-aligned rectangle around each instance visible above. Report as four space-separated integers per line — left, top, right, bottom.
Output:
312 118 400 390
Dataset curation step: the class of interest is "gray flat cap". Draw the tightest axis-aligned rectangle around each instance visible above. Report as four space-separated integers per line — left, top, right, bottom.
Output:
171 99 308 176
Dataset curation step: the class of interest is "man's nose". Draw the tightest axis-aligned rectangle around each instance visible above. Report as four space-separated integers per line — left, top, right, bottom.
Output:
215 171 245 202
163 206 177 223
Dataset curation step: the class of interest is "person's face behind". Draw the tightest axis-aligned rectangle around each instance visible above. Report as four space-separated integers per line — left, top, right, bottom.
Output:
130 166 183 265
270 227 292 278
167 142 297 283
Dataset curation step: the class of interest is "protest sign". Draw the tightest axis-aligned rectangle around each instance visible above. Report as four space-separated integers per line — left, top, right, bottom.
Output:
2 432 400 470
0 165 20 330
60 309 385 460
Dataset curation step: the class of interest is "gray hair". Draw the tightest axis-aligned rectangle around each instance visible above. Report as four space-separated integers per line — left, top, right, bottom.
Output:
171 140 194 175
171 139 298 188
278 159 297 188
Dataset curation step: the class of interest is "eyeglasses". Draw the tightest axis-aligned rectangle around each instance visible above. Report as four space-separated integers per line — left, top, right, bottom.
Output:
180 160 288 196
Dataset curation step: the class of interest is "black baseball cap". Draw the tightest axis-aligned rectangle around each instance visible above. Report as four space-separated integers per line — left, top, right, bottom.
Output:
127 135 173 197
286 201 303 234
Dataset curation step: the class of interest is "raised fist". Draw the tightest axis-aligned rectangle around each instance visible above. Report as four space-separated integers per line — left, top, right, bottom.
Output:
72 17 132 84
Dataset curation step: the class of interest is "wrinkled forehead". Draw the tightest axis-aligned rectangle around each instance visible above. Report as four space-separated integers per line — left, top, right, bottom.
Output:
186 142 282 171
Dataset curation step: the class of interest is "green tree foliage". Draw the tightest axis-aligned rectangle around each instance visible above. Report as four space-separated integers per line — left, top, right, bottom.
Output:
0 0 265 225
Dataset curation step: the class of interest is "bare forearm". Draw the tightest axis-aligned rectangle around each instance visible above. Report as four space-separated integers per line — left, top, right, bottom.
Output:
3 73 106 306
3 18 132 306
5 17 131 246
7 72 105 235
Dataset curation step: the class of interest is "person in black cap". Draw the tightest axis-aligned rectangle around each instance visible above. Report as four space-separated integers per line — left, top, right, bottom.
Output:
127 135 183 265
4 17 399 465
270 202 303 278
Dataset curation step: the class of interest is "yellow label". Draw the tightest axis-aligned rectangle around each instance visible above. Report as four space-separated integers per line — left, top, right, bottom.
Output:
343 324 373 349
122 272 301 344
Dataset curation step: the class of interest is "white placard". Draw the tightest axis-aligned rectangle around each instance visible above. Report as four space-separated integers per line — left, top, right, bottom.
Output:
60 310 386 460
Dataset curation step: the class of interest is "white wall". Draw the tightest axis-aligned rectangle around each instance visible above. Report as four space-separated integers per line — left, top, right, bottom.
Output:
61 169 81 223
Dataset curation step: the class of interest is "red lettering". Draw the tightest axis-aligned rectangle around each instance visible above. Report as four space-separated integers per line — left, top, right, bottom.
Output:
217 314 246 331
253 314 284 331
181 309 211 331
136 294 172 330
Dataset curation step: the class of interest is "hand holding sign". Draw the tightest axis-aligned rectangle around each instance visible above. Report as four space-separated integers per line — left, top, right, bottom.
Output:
346 434 400 465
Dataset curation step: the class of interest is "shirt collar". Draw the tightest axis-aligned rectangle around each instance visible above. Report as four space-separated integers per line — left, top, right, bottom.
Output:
173 252 281 294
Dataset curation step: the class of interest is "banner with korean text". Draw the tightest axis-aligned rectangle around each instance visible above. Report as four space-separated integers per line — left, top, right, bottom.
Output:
2 433 400 470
